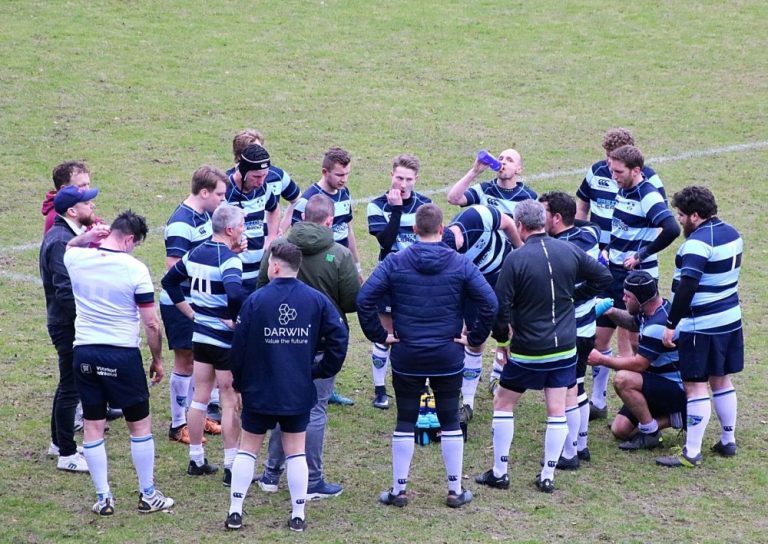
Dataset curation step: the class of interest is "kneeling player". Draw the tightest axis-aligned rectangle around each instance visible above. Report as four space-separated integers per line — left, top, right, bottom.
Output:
587 271 685 450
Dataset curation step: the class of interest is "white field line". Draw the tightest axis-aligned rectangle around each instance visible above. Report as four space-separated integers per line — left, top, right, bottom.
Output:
4 139 767 286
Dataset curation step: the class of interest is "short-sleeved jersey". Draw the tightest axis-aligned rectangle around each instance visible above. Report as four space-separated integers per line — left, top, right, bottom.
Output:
64 247 155 348
577 160 666 246
159 203 213 305
555 224 600 339
609 180 672 278
225 173 279 286
292 183 353 246
672 218 743 334
367 192 431 260
448 204 510 287
226 165 301 203
634 300 683 387
172 240 243 349
463 180 537 218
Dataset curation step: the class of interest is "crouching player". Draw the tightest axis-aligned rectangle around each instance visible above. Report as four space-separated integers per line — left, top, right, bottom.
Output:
587 271 686 450
225 242 348 532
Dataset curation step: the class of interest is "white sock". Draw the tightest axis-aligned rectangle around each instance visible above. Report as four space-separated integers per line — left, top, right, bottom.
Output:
685 395 712 458
541 416 568 481
490 361 504 381
130 434 155 495
712 387 737 444
638 419 659 434
229 451 256 515
286 454 308 521
392 431 414 493
170 372 192 427
189 443 205 465
461 350 483 409
492 411 514 477
590 353 611 409
224 448 238 470
371 343 390 387
209 386 220 406
83 439 110 498
577 394 590 451
440 430 464 494
563 405 580 458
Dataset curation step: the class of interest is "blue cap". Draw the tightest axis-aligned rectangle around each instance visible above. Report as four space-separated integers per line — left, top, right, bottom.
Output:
54 185 100 215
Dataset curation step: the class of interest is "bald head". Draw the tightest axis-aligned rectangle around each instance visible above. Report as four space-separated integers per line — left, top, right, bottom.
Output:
497 148 523 182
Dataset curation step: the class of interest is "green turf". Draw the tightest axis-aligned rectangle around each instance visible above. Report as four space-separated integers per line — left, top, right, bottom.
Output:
1 1 767 542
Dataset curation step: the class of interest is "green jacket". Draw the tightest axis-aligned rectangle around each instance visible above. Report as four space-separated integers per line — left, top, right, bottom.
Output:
256 222 360 324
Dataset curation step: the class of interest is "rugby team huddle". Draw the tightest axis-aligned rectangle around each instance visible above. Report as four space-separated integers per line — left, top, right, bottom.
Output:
39 127 744 532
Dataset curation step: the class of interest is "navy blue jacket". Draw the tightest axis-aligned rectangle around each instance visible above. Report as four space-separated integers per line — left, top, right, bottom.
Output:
230 277 348 415
357 241 498 376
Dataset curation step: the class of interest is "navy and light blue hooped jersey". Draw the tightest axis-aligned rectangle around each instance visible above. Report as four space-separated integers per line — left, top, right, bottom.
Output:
448 205 510 287
609 180 672 278
555 224 600 339
635 300 683 387
292 183 353 246
226 174 279 286
159 203 213 305
227 165 301 203
367 192 431 260
172 240 243 349
577 160 666 246
672 218 743 334
463 180 537 218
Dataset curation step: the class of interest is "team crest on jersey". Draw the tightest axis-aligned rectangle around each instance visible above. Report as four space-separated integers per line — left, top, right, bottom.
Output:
487 197 499 207
80 363 92 375
597 178 611 188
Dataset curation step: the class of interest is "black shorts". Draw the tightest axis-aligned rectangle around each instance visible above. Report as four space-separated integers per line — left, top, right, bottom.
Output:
392 371 462 399
677 329 744 382
160 303 193 350
241 410 310 435
575 336 595 383
192 342 231 371
500 354 577 393
74 345 149 410
617 372 687 426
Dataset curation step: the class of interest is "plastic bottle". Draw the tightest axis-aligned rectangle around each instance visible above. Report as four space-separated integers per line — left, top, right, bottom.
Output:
477 149 502 171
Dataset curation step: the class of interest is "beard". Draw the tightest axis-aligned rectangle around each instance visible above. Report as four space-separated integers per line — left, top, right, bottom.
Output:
80 213 95 228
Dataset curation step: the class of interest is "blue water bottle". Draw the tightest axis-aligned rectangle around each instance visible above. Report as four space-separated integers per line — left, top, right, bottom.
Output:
477 150 502 171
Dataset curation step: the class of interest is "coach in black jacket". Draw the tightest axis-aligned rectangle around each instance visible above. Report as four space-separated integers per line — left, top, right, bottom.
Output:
475 199 611 494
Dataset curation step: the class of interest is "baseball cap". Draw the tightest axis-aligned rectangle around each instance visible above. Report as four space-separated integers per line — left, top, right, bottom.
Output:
623 270 657 304
238 144 271 178
54 185 100 215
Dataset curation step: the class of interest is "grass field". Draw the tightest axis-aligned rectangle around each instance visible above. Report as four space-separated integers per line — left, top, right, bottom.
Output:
1 1 767 542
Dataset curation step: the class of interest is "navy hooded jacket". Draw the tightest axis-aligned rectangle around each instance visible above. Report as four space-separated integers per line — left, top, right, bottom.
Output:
357 241 498 376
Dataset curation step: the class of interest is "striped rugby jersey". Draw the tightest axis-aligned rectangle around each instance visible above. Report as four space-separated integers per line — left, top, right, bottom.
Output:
672 218 743 334
292 183 353 246
635 300 683 387
555 224 600 339
463 180 537 218
609 179 672 278
225 174 279 287
159 203 212 305
172 240 243 349
226 165 301 203
577 160 666 246
448 204 511 287
367 192 431 260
